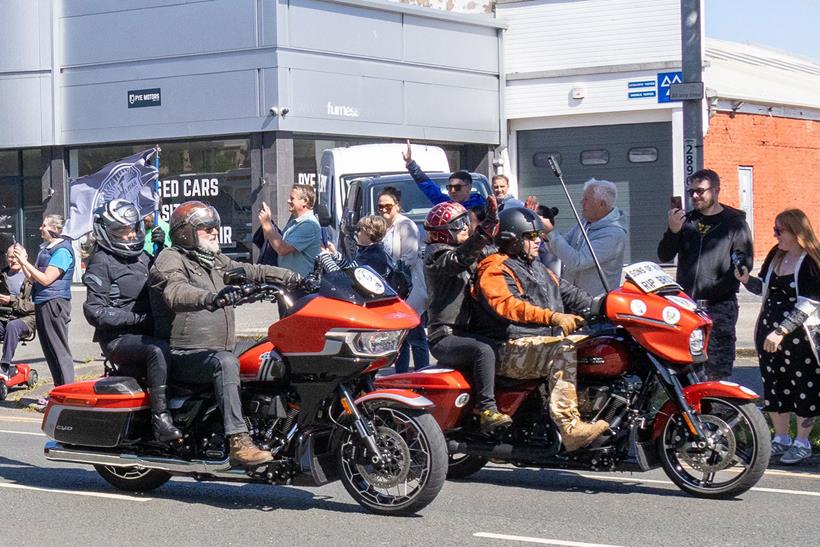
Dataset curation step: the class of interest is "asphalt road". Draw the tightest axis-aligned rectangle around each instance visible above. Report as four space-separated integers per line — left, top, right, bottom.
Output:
1 411 818 547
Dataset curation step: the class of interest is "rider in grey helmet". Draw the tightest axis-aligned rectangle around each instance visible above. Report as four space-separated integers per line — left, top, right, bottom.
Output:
83 199 183 442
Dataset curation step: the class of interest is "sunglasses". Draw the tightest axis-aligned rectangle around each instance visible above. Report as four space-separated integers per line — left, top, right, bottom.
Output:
521 230 541 241
686 186 712 197
377 203 395 212
446 184 468 191
773 226 785 237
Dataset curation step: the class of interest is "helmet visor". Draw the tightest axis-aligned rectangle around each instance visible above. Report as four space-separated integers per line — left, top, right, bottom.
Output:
188 205 221 231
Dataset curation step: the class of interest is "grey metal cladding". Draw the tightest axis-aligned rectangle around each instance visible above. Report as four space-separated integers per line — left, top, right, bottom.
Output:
0 75 52 147
60 0 256 66
0 0 51 71
286 0 403 60
404 15 498 74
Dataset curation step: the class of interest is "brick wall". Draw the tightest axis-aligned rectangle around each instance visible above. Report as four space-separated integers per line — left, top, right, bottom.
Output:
704 111 820 259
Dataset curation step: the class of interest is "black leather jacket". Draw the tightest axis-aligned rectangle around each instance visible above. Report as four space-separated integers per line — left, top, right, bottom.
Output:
424 232 492 344
83 247 153 343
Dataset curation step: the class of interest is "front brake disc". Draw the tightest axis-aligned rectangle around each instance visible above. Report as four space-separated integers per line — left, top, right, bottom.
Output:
355 426 411 489
678 414 737 473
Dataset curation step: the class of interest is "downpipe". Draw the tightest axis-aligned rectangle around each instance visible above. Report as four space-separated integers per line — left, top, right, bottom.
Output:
448 439 559 462
44 440 232 475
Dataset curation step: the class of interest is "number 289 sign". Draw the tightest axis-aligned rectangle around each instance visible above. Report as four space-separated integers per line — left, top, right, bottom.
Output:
684 138 698 178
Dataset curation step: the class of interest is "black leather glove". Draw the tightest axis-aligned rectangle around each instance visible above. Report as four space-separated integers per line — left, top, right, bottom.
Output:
207 286 242 311
476 195 499 240
151 226 166 249
282 272 305 293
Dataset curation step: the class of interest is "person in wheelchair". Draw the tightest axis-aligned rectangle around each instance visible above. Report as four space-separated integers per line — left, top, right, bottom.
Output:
471 207 609 452
148 200 304 468
0 244 36 379
82 200 182 443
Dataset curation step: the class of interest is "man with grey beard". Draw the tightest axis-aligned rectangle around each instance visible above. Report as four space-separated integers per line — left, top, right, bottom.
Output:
149 200 304 467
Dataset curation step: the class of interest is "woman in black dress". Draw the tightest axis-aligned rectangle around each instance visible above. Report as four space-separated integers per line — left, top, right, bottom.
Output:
737 208 820 465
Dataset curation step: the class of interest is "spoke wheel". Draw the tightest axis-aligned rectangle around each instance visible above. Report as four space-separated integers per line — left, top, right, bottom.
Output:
94 464 171 493
338 407 447 516
658 398 771 499
26 369 38 389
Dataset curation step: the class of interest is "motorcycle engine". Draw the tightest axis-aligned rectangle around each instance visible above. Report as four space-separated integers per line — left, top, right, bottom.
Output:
243 393 297 452
578 375 642 428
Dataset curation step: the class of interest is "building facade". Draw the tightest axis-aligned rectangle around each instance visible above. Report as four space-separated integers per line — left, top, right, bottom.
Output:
0 0 503 260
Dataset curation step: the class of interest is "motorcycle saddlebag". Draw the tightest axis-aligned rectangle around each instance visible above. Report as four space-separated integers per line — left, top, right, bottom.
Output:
42 377 149 448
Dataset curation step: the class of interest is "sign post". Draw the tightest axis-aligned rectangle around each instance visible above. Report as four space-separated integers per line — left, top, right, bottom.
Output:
681 0 704 207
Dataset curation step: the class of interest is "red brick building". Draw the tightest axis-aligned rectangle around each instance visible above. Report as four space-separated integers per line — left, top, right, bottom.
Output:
703 40 820 259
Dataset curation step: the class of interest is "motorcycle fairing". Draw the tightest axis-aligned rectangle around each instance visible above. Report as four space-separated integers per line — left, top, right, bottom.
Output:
650 381 759 440
606 281 712 365
376 369 471 430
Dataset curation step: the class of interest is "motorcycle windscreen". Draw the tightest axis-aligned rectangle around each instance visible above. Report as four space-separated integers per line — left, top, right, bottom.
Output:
318 267 398 306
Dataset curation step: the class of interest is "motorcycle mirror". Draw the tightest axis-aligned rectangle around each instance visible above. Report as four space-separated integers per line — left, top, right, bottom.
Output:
223 267 248 286
315 203 332 228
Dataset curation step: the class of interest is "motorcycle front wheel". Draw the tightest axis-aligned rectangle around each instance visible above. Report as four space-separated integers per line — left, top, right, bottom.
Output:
338 406 447 516
658 397 771 499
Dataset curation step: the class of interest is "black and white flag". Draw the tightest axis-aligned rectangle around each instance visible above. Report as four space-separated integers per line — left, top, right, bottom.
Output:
63 148 159 239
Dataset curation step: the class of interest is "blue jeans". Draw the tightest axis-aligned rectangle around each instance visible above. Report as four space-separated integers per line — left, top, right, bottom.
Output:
395 314 429 373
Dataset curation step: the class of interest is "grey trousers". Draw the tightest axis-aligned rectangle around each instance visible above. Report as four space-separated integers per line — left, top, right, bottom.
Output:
35 298 74 386
169 349 246 436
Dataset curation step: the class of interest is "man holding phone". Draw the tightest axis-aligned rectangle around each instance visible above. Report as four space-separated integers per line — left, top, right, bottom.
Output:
658 169 753 381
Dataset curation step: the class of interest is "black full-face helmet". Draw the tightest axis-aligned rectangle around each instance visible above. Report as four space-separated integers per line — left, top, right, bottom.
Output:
92 199 145 257
495 207 544 257
169 200 221 250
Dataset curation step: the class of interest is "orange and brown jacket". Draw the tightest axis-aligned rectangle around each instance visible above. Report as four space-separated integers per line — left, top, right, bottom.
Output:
472 253 591 341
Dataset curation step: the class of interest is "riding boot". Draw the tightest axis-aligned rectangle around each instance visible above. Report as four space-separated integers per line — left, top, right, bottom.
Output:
547 341 609 452
148 386 183 442
229 433 274 467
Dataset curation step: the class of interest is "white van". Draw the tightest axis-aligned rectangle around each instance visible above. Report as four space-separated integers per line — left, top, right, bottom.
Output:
317 143 450 231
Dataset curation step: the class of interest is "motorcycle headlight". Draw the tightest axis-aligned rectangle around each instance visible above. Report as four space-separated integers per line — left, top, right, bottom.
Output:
351 330 405 356
689 328 705 356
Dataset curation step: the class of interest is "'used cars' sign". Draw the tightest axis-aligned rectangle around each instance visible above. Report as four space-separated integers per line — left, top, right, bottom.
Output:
128 88 161 108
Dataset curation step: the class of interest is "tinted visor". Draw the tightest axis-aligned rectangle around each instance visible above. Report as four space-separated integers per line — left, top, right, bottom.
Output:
188 205 221 230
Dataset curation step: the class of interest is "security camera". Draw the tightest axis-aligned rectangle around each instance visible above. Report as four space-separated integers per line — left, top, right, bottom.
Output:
269 107 279 117
280 107 290 117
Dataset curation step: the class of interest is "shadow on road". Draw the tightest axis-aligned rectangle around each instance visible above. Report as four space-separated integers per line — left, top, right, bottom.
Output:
0 454 371 515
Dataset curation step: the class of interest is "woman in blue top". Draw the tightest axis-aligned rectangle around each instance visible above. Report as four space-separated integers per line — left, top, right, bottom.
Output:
15 214 75 389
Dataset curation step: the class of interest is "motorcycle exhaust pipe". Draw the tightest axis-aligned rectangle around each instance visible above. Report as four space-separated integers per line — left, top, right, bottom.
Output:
44 440 233 475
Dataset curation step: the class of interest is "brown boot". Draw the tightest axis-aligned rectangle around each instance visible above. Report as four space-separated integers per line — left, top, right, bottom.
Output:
547 341 610 452
229 433 273 467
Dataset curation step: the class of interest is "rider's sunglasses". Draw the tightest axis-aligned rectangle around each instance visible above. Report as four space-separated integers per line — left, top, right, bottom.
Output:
377 203 394 212
446 184 467 192
521 230 541 241
686 186 712 197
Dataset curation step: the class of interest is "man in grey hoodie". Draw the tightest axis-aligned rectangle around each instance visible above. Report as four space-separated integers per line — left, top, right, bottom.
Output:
542 179 627 295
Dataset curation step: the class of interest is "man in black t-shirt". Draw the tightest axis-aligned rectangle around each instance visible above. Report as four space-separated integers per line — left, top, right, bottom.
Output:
658 169 753 380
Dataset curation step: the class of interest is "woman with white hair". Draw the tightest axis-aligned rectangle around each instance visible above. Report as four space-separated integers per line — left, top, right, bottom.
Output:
542 178 627 295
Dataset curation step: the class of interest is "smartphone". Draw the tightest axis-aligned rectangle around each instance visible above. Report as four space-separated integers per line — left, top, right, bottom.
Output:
670 195 683 210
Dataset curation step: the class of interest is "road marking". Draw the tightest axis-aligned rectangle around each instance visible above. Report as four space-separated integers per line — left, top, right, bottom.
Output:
0 416 42 424
475 532 623 547
0 429 45 437
486 463 820 481
576 473 820 497
0 482 151 502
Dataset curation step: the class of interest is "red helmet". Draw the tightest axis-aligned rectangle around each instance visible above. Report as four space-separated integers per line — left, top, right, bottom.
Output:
169 201 220 250
425 201 469 245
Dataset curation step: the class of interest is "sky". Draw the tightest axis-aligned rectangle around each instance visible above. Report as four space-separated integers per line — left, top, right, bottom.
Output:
705 0 820 63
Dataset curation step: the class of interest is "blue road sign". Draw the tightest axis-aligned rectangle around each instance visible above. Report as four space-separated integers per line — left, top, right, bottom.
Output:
628 91 657 99
657 71 683 103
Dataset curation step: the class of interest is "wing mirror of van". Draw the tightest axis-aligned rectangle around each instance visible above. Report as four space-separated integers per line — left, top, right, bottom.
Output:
343 210 359 234
315 203 332 228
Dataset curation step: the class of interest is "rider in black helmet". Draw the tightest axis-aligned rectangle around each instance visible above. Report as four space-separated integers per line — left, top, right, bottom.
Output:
472 207 609 452
83 199 182 442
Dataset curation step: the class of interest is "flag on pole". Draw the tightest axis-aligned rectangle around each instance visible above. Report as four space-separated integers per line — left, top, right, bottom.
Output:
63 148 160 239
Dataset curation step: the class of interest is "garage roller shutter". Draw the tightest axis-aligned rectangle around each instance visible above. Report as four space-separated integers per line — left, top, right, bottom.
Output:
517 122 673 264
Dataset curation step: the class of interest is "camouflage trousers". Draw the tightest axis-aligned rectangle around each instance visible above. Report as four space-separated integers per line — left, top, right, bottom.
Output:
702 299 739 380
498 335 587 429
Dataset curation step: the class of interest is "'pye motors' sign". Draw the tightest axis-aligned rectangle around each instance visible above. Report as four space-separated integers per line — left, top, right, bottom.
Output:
128 88 162 108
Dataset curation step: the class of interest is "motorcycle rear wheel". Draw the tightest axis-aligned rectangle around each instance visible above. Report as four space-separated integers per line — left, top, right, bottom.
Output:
338 406 447 516
446 453 488 480
658 397 770 499
94 465 171 493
